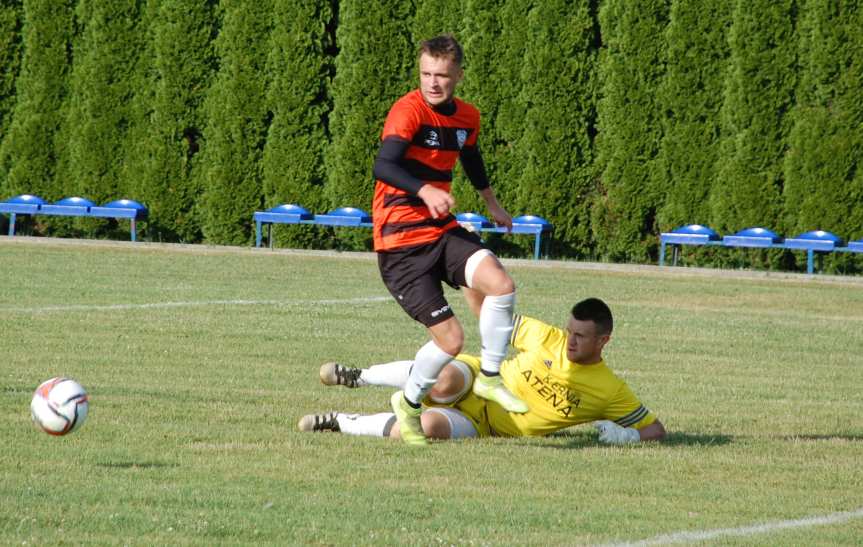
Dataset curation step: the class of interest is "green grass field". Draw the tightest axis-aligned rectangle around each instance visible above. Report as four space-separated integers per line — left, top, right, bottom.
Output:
2 238 862 546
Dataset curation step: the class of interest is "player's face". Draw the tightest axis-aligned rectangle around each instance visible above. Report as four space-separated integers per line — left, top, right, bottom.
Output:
565 317 609 365
419 53 463 107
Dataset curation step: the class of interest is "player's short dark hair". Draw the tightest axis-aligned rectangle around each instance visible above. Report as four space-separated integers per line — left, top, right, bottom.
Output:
418 34 463 67
571 298 613 336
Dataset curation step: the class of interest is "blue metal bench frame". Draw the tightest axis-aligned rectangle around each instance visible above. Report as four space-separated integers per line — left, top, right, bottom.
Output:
455 213 553 260
659 225 862 274
254 205 371 249
1 195 148 241
253 206 553 260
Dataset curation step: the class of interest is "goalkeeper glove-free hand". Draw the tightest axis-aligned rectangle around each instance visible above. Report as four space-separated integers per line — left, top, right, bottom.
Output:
595 420 641 445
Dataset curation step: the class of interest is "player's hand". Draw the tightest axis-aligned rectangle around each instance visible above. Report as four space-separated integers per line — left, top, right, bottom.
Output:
418 185 455 219
487 202 513 232
595 420 641 445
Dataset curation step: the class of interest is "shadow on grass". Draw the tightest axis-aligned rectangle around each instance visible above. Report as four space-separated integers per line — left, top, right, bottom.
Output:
657 432 733 446
3 385 39 395
780 434 863 442
541 430 734 449
95 461 179 470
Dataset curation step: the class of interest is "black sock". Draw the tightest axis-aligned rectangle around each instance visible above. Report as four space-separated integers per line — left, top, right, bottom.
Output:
480 369 500 377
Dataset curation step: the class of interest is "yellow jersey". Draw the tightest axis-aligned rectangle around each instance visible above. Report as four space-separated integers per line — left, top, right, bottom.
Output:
448 315 657 438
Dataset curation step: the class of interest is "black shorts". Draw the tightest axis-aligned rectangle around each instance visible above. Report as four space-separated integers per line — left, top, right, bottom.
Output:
378 226 486 327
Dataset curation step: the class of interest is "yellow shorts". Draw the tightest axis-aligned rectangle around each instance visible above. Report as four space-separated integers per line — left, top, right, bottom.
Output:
423 354 494 437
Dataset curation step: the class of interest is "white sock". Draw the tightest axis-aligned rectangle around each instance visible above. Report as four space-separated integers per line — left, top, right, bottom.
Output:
359 360 412 388
336 413 397 437
404 341 454 405
479 292 515 374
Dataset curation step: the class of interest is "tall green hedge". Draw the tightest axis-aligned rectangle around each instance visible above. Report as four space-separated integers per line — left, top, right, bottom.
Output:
412 0 462 44
487 0 531 213
261 0 333 249
456 0 506 215
56 0 142 210
513 0 598 257
593 0 670 262
783 0 863 272
784 0 863 242
122 0 217 242
324 0 414 250
711 0 797 234
116 0 158 232
0 0 74 200
197 1 272 245
262 0 336 247
0 0 23 169
263 0 332 211
655 0 732 232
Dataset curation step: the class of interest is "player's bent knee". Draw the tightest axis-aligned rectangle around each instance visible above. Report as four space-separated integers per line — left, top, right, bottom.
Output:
428 319 464 356
420 411 452 440
496 274 515 295
425 407 478 439
492 266 516 295
428 360 473 403
471 256 515 296
435 337 463 357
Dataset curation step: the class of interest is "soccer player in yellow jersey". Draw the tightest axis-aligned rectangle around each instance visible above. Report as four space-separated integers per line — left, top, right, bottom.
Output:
298 298 666 444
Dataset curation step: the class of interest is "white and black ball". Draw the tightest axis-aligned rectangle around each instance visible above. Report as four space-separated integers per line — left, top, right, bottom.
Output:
30 377 89 436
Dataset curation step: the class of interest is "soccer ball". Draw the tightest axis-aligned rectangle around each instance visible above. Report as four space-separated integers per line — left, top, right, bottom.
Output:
30 377 89 436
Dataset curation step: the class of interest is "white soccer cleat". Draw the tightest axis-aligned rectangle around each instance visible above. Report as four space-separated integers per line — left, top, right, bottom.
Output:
297 412 340 432
319 362 363 388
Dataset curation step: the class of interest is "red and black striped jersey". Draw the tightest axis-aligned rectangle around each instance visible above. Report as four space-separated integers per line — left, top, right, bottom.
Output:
373 89 481 251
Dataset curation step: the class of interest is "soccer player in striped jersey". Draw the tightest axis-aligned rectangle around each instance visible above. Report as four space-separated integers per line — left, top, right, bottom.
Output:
299 298 667 444
371 34 526 445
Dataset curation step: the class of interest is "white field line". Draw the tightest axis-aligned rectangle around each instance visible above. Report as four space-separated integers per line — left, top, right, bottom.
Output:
0 295 392 314
600 506 863 546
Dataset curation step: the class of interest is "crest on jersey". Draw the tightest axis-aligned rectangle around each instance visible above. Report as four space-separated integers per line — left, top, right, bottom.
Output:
543 359 552 368
424 129 441 148
456 129 468 149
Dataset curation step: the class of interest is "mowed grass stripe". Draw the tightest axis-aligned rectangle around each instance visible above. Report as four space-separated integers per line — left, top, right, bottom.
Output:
0 295 391 314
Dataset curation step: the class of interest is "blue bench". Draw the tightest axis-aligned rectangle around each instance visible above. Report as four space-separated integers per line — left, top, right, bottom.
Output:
1 194 149 241
253 205 553 260
254 205 371 249
454 212 553 260
659 224 863 274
